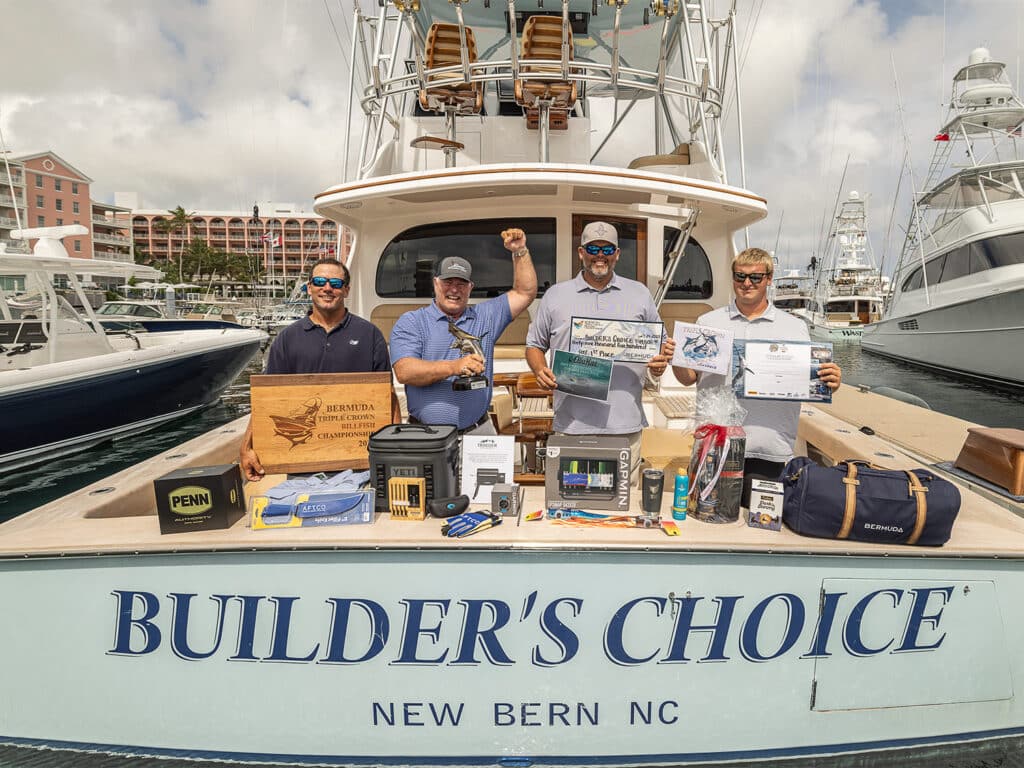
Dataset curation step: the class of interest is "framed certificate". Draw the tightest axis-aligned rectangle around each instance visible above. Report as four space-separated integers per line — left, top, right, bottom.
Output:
568 317 663 364
552 349 613 402
731 340 833 403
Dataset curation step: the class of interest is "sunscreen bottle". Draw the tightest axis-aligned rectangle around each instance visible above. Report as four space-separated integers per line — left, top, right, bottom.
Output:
672 468 689 520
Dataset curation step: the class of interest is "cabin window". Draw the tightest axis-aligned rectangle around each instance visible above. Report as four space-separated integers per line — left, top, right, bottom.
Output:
924 254 946 286
971 232 1024 270
901 266 923 292
662 227 713 299
937 245 970 282
376 218 556 298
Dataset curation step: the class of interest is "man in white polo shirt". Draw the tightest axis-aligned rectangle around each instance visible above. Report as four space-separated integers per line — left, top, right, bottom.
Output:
672 247 842 505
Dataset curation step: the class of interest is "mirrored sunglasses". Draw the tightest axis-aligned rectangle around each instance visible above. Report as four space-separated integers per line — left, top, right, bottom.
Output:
584 244 617 256
732 271 769 285
310 276 347 289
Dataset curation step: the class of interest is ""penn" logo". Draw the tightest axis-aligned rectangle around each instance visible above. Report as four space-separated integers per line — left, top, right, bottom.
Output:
169 486 213 516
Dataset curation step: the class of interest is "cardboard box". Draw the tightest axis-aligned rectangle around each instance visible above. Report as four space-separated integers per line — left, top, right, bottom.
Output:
249 490 375 530
250 372 393 474
545 435 631 511
747 479 783 531
154 464 245 535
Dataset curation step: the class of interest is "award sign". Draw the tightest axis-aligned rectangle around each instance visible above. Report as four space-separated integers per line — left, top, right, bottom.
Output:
568 317 663 364
552 349 613 402
250 372 393 473
671 321 734 376
731 340 834 403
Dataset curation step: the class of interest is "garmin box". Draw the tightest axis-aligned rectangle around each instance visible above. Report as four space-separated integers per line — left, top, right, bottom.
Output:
545 435 631 511
154 464 245 535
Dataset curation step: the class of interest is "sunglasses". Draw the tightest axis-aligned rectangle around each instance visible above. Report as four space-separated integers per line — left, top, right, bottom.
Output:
583 244 618 256
733 271 770 285
310 276 347 289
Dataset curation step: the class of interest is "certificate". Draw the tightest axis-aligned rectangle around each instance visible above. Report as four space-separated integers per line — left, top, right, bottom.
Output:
552 349 613 402
568 317 663 364
732 341 833 403
671 321 734 375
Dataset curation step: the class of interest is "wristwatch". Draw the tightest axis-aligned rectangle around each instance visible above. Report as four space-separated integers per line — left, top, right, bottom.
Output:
513 247 530 258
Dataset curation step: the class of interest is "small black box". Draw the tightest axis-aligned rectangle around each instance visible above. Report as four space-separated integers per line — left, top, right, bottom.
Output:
154 464 245 535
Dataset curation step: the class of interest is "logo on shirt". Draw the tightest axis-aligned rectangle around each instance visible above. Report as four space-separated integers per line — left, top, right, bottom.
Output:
349 339 360 345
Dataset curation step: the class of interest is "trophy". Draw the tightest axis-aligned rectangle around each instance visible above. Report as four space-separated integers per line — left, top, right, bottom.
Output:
448 321 488 391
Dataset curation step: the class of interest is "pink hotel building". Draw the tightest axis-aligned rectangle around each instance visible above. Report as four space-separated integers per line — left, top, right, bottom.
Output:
1 150 350 288
131 205 351 287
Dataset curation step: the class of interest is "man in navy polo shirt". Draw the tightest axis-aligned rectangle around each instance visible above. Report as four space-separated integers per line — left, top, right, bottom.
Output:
239 257 399 480
390 228 537 434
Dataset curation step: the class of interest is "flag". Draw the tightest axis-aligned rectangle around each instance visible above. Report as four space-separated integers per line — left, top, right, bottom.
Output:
1009 124 1022 137
933 132 950 141
261 232 280 248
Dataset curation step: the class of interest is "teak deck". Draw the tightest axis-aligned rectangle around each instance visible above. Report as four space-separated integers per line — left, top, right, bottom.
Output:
1 387 1023 560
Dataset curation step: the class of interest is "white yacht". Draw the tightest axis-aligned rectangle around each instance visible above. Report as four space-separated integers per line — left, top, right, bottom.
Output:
804 191 883 340
772 268 814 320
862 48 1024 386
0 226 266 471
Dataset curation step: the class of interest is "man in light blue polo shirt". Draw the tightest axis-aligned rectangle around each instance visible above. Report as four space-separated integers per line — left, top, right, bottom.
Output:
390 228 537 433
525 221 675 482
672 246 842 505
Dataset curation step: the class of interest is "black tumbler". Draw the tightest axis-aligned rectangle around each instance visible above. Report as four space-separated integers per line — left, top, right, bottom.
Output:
641 469 665 516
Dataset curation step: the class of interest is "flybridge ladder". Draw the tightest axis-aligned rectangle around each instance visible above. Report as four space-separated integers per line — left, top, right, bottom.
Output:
341 0 745 185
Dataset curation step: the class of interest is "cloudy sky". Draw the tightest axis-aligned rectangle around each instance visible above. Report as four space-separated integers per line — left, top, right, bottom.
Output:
2 0 1022 274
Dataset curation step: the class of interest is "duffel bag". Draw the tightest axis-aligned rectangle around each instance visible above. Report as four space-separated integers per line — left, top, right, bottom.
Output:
782 457 961 546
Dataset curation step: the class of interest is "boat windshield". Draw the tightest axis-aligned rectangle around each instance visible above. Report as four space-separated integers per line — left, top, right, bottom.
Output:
925 165 1024 220
5 290 91 328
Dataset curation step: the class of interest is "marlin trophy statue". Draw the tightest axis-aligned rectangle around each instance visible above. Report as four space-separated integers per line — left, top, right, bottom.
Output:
448 321 489 391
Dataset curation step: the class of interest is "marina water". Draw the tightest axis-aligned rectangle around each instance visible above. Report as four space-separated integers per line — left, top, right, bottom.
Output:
2 345 1023 522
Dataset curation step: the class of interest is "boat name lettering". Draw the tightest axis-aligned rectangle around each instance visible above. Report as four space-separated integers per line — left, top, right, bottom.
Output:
106 586 953 667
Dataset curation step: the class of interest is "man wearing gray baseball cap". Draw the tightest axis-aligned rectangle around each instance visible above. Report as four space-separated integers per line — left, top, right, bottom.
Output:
526 221 675 482
390 227 537 434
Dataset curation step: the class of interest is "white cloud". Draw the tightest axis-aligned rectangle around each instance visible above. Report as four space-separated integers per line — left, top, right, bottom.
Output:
2 0 1023 272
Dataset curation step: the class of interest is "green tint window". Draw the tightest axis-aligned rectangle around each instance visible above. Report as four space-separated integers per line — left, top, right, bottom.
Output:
663 227 712 299
376 219 556 298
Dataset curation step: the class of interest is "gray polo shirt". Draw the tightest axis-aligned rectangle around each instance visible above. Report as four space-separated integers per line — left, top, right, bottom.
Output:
526 271 662 434
696 299 810 462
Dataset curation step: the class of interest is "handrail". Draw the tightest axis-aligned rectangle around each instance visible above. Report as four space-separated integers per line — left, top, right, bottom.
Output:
358 57 723 116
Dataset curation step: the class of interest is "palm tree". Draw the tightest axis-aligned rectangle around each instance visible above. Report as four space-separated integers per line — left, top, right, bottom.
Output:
155 205 195 283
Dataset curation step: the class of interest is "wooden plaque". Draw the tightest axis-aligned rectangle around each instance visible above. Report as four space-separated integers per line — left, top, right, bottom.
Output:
250 372 392 474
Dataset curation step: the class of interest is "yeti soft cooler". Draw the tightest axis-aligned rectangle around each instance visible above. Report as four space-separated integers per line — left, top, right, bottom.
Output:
367 423 460 512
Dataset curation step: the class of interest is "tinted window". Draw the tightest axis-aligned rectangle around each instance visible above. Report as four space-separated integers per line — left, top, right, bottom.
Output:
972 232 1024 269
902 266 924 292
938 245 971 282
376 218 556 298
663 227 713 299
924 254 946 286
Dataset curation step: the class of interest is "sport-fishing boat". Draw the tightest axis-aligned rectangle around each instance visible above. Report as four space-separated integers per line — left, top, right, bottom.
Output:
771 268 813 320
862 48 1024 385
0 225 266 472
2 5 1024 768
804 191 883 340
